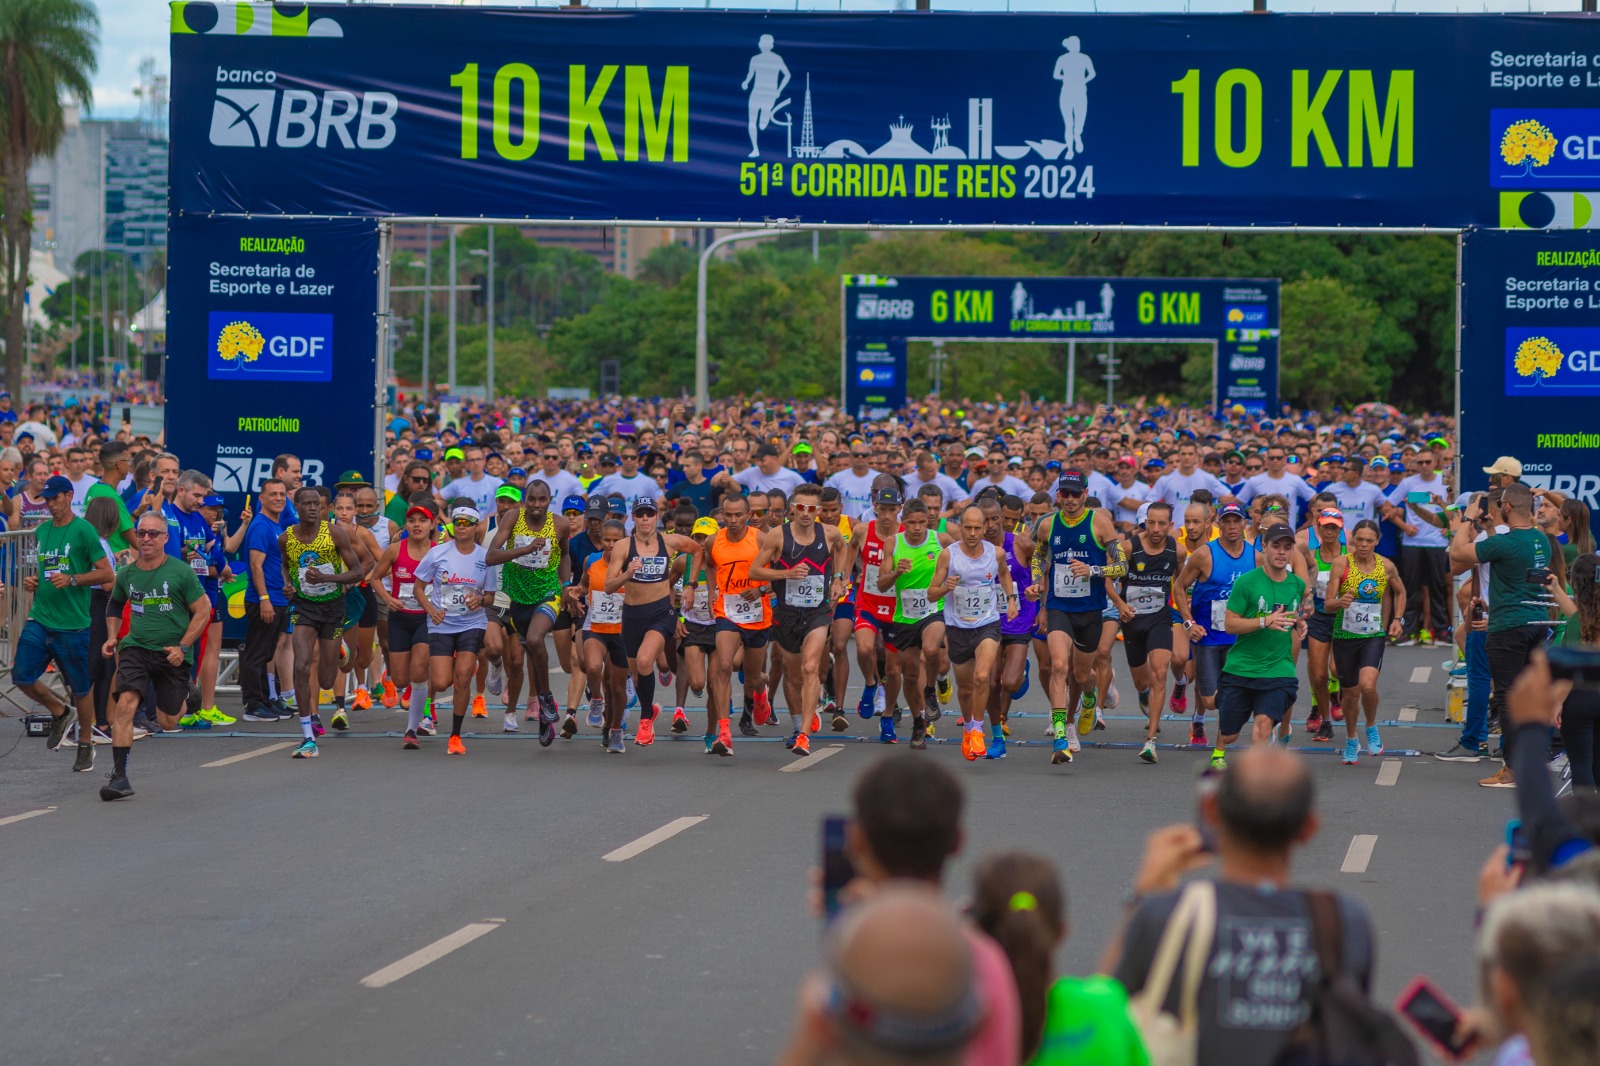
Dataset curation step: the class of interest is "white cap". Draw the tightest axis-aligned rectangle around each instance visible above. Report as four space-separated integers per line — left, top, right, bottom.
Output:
450 505 482 523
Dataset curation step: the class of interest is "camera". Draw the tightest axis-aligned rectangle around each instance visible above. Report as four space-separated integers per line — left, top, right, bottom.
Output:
1548 646 1600 688
1526 567 1552 585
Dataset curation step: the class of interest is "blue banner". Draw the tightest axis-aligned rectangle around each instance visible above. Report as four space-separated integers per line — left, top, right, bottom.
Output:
166 214 379 506
843 275 1278 413
1462 229 1600 525
844 337 907 421
169 6 1598 228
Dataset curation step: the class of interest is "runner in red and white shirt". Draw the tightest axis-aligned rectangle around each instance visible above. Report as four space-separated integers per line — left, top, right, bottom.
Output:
368 503 439 748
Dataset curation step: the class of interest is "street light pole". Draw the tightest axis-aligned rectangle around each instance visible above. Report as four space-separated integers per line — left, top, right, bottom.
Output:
486 226 495 401
695 228 786 415
447 226 457 394
422 224 432 394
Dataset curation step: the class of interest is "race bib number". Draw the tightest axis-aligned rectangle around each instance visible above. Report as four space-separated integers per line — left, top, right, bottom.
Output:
1053 564 1089 599
298 566 335 598
190 554 209 577
1343 600 1382 636
440 585 472 614
862 564 880 597
685 585 712 623
1128 584 1166 615
723 593 764 625
634 556 668 581
954 585 994 624
1315 570 1330 602
899 587 932 620
512 535 550 569
787 573 825 608
1209 599 1227 631
398 583 419 610
589 591 623 626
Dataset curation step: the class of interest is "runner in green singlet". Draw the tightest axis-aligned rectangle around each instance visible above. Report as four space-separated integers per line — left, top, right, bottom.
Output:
873 499 951 748
488 479 572 744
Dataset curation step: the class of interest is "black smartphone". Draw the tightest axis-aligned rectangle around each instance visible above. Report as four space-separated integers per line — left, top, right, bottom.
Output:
1195 770 1220 854
1526 567 1552 585
822 815 854 920
1548 645 1600 687
1395 977 1478 1062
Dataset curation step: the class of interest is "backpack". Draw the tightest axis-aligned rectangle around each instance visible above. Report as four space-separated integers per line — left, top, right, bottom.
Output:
1273 891 1419 1066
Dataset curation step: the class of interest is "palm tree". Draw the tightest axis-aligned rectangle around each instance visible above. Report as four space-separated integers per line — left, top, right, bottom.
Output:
0 0 98 397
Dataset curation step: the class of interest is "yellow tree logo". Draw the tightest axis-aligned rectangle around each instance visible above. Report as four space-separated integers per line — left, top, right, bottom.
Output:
1514 336 1564 386
1501 119 1558 175
216 321 265 368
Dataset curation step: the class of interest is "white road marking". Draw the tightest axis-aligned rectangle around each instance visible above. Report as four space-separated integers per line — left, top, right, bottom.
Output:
1341 834 1378 874
360 919 506 988
1398 705 1418 722
1410 666 1432 685
603 816 708 862
780 745 845 772
0 807 56 827
201 742 297 768
1375 760 1402 787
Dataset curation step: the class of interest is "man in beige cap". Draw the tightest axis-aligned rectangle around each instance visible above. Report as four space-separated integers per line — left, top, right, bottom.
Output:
1482 456 1523 488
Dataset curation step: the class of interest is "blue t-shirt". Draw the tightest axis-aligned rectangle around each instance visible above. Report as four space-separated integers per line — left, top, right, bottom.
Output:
244 513 288 606
163 502 221 600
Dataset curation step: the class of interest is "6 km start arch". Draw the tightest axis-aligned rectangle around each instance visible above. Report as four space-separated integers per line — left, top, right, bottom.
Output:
841 275 1280 418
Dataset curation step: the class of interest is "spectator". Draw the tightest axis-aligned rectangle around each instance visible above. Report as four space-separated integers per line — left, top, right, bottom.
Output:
1547 555 1600 789
1527 956 1600 1066
1105 746 1377 1066
1475 883 1600 1066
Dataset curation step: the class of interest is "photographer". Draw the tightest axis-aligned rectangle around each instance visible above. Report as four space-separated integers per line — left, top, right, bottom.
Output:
1438 489 1505 764
1450 483 1553 789
1545 554 1600 790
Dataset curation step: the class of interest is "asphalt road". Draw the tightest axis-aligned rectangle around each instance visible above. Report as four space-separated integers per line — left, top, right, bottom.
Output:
1 641 1515 1065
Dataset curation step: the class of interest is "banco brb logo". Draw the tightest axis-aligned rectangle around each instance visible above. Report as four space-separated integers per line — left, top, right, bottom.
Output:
211 89 276 146
210 83 398 149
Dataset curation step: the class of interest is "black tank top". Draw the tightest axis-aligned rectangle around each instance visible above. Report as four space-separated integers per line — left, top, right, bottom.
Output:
624 533 669 584
773 523 832 610
1124 537 1178 616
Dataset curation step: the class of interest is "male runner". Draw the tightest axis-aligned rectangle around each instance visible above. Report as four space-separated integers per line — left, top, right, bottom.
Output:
695 493 770 756
1217 523 1308 761
877 498 951 748
1172 501 1254 762
1110 500 1184 764
490 479 572 745
747 482 849 757
928 505 1018 759
847 485 906 731
1326 519 1405 765
983 497 1037 742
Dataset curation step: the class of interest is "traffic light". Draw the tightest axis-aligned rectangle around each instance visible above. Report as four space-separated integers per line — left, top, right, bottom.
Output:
470 273 487 307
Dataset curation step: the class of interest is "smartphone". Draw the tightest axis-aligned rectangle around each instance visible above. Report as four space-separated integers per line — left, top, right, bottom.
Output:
1548 645 1600 687
1505 819 1531 868
1526 567 1552 586
1407 491 1432 505
1395 977 1478 1062
1195 771 1220 853
822 815 854 920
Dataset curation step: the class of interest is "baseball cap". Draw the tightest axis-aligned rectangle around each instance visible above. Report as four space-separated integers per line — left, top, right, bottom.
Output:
508 466 527 478
1368 457 1387 469
632 499 659 516
1316 507 1344 527
1261 523 1296 544
495 484 523 502
414 448 434 462
692 517 720 536
873 487 904 507
793 441 813 455
1387 461 1406 473
561 493 587 513
606 496 627 515
1116 456 1136 467
1144 457 1166 470
964 447 985 460
1056 470 1088 493
598 453 618 466
443 447 465 461
1482 455 1523 477
201 494 226 508
1217 502 1247 521
584 495 609 518
1006 455 1024 467
40 475 73 499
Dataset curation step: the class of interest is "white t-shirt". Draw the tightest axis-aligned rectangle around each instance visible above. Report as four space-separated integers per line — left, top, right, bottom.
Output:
68 473 97 517
903 472 966 510
1086 471 1118 508
413 542 489 634
825 468 882 522
439 474 504 515
592 472 659 512
1105 479 1149 519
731 465 807 496
1385 475 1449 548
1149 469 1229 514
1238 472 1318 528
530 468 583 506
1330 480 1389 528
967 474 1030 501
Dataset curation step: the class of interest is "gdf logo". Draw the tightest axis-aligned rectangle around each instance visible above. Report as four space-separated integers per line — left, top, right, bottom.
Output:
209 87 398 148
856 293 915 320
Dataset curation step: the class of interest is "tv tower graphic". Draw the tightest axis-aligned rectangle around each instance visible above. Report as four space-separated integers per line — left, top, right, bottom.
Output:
795 74 821 158
931 115 951 152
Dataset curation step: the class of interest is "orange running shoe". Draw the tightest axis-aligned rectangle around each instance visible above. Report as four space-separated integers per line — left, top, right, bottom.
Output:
380 679 398 709
446 735 467 755
809 710 821 734
752 692 773 726
636 710 657 746
471 694 487 718
353 687 373 710
959 728 972 760
712 719 733 756
968 727 987 761
792 733 811 757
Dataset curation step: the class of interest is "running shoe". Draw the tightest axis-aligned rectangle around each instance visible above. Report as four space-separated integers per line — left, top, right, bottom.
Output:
1189 721 1207 747
471 694 488 718
1365 726 1384 756
353 687 373 711
447 735 467 755
625 679 639 712
199 707 237 726
923 686 939 721
320 688 336 705
1276 723 1292 748
1093 711 1107 732
1433 743 1484 762
403 730 420 750
792 733 811 757
1139 739 1158 764
73 743 95 773
179 714 212 731
330 709 349 732
399 685 410 706
606 729 626 754
1341 738 1359 765
1137 689 1150 713
538 698 559 747
89 724 113 746
1067 729 1081 754
857 683 879 720
310 714 326 738
1395 636 1419 647
587 698 604 729
636 709 657 746
1315 720 1334 742
187 684 203 717
712 722 733 757
1050 737 1072 765
784 729 797 750
1479 767 1516 788
671 708 690 734
925 722 937 739
1209 750 1226 771
1076 690 1098 736
910 718 928 750
504 712 519 733
417 716 436 737
380 679 399 709
99 773 134 801
1168 687 1187 714
130 725 150 741
46 711 74 751
936 672 954 705
1305 710 1323 734
487 661 505 696
560 714 578 739
831 711 849 732
1420 629 1434 647
752 692 773 726
739 709 759 737
967 727 986 760
1001 716 1010 738
1104 683 1120 711
986 734 1007 760
822 698 839 720
242 705 282 722
925 691 943 723
880 715 897 744
292 739 319 759
1330 700 1345 723
1011 658 1030 701
658 667 673 688
526 704 540 722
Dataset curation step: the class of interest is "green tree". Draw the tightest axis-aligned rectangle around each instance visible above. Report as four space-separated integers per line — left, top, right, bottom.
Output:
0 0 97 396
1278 275 1382 410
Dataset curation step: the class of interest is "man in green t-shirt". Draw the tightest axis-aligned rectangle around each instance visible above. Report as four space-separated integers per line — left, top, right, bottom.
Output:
15 475 114 772
84 440 135 552
386 462 435 527
99 512 210 801
1217 523 1308 761
1449 481 1552 788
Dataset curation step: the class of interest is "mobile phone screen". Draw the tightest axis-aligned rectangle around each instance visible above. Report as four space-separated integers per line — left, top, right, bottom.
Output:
1407 491 1431 505
822 815 853 920
1400 983 1471 1056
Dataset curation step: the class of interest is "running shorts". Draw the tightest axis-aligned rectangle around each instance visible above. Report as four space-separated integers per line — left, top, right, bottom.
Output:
387 610 429 654
585 629 628 669
621 598 676 658
427 629 486 657
1046 608 1109 654
679 619 717 652
1332 635 1386 689
1218 673 1297 736
947 622 1001 666
1193 643 1230 700
1123 611 1173 669
881 615 941 656
290 596 347 641
713 617 770 649
1305 611 1335 644
773 605 832 655
113 645 190 716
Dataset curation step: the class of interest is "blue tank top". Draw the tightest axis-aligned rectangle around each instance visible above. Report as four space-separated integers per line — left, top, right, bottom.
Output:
1045 510 1108 614
1191 540 1253 647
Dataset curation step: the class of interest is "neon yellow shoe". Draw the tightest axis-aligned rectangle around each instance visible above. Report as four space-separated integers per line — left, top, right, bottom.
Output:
1076 690 1098 735
199 707 237 725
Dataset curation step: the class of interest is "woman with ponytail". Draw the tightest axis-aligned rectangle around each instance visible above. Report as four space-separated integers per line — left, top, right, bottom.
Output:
970 852 1148 1066
1548 553 1600 789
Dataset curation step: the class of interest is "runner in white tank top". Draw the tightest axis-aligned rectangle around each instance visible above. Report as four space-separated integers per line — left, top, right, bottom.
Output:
929 505 1019 762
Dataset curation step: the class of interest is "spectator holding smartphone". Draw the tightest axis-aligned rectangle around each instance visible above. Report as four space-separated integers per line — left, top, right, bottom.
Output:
1544 554 1600 789
1474 884 1600 1066
1449 483 1554 789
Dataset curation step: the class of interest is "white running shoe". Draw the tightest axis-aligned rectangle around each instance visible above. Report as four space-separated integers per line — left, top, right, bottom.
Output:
873 685 886 716
1066 729 1081 753
1104 683 1120 710
487 661 505 696
503 711 519 733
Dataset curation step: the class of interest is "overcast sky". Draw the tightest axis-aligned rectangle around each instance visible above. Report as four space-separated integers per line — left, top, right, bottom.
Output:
90 0 1588 120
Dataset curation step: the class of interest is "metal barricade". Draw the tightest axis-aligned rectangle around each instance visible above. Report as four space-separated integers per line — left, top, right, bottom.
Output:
0 526 52 714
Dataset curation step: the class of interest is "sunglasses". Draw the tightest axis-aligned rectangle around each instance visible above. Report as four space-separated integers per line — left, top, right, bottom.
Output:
633 508 658 518
748 508 768 517
134 529 164 539
1058 490 1085 499
454 518 478 527
790 502 819 514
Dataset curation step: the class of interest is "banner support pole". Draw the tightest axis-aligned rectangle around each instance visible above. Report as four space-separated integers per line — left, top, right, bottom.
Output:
375 220 392 488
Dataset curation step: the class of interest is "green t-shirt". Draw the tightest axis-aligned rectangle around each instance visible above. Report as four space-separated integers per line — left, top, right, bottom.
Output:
384 491 410 528
891 532 945 624
1475 527 1552 634
1029 975 1149 1066
31 518 107 631
1223 566 1307 679
84 481 135 552
112 556 206 660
